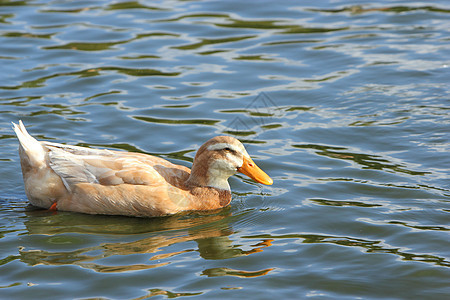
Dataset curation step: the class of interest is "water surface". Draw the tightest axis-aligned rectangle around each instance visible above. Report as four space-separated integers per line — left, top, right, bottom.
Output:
0 0 449 299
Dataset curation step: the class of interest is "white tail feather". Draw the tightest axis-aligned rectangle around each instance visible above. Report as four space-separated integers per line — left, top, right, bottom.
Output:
12 120 46 168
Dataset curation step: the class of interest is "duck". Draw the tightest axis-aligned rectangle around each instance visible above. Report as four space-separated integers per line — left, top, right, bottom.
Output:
13 121 272 217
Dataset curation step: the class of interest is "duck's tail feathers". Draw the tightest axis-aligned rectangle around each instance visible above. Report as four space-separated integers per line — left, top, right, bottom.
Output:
12 120 46 168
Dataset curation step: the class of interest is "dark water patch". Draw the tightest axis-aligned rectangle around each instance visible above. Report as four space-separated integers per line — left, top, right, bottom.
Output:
309 198 382 207
242 233 450 267
293 144 430 176
106 1 167 11
119 54 161 60
0 1 28 7
134 115 219 126
389 220 449 232
140 288 203 298
234 54 278 62
0 67 180 90
172 35 256 51
84 90 123 102
2 31 54 39
306 5 450 15
202 267 273 278
44 41 127 51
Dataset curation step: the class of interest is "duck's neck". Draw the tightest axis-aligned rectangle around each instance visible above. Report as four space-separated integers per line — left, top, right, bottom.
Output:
186 161 231 192
185 163 232 209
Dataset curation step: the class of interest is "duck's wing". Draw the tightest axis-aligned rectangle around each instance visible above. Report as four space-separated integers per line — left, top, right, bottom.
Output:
44 143 193 216
44 143 184 192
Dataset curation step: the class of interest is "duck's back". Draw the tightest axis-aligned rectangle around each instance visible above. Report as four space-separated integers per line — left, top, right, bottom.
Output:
43 142 190 189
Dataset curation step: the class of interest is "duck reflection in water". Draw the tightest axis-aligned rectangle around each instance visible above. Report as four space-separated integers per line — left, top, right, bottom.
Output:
19 207 273 273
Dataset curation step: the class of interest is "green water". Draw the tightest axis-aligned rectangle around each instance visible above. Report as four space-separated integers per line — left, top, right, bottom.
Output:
0 0 449 299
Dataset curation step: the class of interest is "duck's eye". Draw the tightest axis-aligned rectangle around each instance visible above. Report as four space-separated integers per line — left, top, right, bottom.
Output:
221 147 236 153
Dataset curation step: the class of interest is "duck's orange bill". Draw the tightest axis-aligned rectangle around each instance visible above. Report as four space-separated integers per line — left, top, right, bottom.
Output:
238 156 273 185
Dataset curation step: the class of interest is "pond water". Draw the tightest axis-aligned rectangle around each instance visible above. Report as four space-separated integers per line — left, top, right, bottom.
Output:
0 0 449 299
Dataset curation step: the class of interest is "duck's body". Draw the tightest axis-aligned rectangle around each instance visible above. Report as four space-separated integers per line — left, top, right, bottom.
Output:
13 121 272 217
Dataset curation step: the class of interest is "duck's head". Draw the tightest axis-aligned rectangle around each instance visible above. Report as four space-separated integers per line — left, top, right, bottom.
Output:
187 136 273 190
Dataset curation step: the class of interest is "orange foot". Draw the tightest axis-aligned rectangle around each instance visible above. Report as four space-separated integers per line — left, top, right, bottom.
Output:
49 202 57 211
